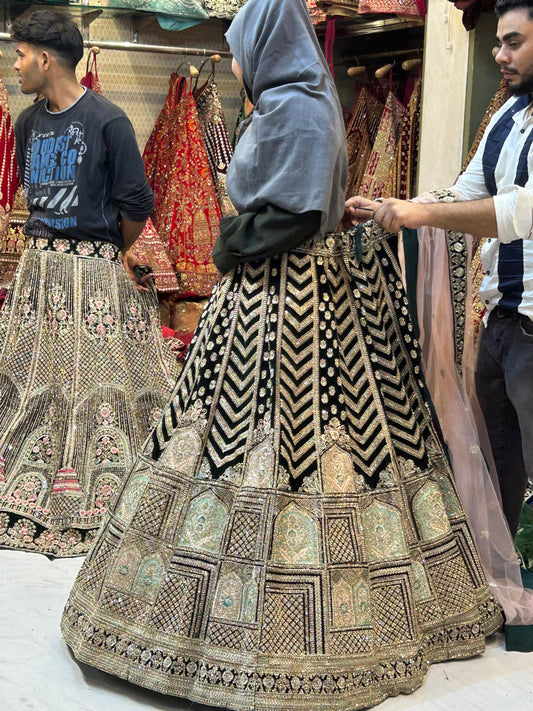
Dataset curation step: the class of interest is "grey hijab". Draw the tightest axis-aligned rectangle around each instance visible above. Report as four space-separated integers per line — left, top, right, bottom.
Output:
225 0 347 233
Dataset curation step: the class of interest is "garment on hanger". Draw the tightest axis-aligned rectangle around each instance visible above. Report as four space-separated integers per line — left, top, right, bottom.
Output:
360 89 407 199
39 0 208 30
383 77 422 200
461 80 509 349
194 73 236 218
0 67 20 287
79 50 102 94
232 87 254 149
345 86 384 199
0 188 28 294
316 0 360 17
306 0 327 23
143 74 220 298
358 0 425 14
128 219 181 294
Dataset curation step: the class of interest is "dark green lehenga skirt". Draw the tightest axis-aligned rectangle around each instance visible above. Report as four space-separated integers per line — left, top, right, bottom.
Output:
62 224 502 710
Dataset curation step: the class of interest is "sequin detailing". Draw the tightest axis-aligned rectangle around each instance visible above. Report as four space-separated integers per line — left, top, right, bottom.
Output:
62 225 501 708
0 243 179 556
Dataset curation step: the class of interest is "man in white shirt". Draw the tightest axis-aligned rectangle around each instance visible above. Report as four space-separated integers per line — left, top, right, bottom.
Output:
346 0 533 538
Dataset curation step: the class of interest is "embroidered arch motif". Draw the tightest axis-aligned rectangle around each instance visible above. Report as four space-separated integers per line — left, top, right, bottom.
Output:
160 425 203 473
178 490 229 554
6 471 48 506
270 502 320 566
412 480 451 541
322 443 357 493
115 470 150 525
242 438 275 489
133 554 165 601
363 500 408 561
109 546 142 591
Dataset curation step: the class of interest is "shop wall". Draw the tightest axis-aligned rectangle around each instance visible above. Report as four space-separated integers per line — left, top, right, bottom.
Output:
0 12 242 154
418 0 470 193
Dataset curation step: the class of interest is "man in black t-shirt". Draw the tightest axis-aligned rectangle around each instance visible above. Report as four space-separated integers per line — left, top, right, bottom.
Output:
13 8 154 289
0 10 179 557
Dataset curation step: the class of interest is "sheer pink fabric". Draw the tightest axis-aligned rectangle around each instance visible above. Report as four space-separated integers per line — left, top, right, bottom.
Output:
414 190 533 626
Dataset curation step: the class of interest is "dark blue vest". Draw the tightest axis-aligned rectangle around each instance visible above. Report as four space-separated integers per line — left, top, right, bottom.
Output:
482 94 533 310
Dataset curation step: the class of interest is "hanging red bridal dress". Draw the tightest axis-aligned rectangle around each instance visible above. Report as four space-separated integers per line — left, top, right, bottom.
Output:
0 65 21 299
143 74 220 298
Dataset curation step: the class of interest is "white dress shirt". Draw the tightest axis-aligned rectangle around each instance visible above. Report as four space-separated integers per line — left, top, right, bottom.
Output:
454 94 533 320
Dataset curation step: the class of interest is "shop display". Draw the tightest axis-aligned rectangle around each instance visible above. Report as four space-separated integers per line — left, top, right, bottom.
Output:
143 74 220 298
194 69 236 218
0 65 20 287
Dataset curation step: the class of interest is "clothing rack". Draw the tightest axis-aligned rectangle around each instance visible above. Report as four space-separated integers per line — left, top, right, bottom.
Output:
346 47 422 65
0 32 232 58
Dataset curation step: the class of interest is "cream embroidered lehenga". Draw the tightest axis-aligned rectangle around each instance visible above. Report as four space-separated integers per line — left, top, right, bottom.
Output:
62 222 501 710
0 238 180 556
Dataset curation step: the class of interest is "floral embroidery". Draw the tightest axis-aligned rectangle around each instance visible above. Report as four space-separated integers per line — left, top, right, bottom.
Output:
47 285 71 333
11 475 44 504
19 287 35 327
123 303 152 343
364 501 409 561
85 296 117 339
94 474 119 510
133 555 164 601
178 491 228 554
270 503 320 565
412 481 451 541
27 236 120 261
94 434 120 465
10 518 37 545
115 469 150 525
27 434 54 464
95 402 115 426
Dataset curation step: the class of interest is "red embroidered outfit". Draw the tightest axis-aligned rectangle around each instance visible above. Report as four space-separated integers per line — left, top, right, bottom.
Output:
143 75 220 298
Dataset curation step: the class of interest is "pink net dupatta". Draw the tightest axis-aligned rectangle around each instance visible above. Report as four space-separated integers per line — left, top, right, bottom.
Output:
413 190 533 631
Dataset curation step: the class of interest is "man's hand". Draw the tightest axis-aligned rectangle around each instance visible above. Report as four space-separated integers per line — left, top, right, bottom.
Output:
344 196 381 225
346 194 498 237
372 199 428 233
121 249 154 292
345 196 428 232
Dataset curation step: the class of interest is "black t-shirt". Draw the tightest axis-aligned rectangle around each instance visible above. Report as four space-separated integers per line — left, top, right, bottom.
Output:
15 89 154 248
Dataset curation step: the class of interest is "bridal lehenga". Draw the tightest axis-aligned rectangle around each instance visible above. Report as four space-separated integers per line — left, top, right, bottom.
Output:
62 223 501 710
0 239 179 556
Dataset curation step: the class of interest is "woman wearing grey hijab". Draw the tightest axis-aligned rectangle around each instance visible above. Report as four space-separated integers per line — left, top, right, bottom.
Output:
212 0 347 270
62 1 501 708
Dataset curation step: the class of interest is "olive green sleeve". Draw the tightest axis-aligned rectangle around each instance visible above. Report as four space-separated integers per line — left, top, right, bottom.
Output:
212 204 322 273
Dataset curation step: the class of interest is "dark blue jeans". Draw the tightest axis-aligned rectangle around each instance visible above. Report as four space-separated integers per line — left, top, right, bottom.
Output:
475 307 533 537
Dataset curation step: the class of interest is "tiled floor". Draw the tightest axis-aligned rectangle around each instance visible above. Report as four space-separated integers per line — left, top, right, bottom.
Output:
1 549 532 711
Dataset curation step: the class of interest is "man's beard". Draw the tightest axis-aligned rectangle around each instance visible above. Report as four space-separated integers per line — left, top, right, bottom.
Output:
507 71 533 95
